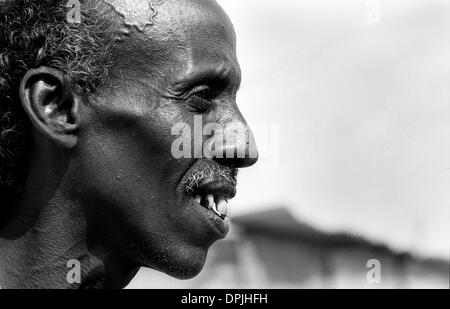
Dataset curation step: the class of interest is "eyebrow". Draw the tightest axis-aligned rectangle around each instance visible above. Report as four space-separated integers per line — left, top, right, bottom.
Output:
169 63 241 95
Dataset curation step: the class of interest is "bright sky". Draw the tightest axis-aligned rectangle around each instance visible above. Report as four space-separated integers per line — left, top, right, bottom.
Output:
218 0 449 259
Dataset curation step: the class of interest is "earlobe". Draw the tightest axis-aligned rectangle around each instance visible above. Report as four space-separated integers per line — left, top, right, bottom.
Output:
19 67 82 148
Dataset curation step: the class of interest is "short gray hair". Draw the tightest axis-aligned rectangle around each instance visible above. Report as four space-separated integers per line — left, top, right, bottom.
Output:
0 0 115 199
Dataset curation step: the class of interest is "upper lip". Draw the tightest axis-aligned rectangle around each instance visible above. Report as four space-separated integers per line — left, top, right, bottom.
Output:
181 159 237 200
192 178 236 200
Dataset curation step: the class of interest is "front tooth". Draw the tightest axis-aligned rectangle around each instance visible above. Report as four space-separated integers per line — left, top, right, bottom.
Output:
213 205 221 216
195 195 201 204
217 199 229 217
207 194 215 209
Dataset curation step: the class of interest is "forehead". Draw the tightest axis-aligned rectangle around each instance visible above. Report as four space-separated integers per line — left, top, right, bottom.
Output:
105 0 238 80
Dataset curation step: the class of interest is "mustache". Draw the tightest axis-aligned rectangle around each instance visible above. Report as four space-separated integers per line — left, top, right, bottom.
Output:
182 162 238 195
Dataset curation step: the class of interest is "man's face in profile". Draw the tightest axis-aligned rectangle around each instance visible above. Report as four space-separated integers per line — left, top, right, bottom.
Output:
0 0 257 288
72 0 257 279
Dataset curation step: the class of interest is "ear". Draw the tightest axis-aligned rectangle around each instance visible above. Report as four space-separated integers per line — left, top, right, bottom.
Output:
19 67 83 148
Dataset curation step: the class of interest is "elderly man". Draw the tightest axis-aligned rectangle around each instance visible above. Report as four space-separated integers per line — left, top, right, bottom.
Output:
0 0 257 288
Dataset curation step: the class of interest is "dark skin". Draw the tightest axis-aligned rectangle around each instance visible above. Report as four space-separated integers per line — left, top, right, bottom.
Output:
0 0 257 288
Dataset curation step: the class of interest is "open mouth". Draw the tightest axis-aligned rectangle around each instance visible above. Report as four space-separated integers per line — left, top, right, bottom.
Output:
181 160 237 222
187 177 236 221
193 193 229 220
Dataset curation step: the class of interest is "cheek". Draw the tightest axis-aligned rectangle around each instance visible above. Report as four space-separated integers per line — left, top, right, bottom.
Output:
82 98 188 196
74 105 181 241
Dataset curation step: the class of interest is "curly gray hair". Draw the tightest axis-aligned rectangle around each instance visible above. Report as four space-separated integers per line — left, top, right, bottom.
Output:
0 0 115 199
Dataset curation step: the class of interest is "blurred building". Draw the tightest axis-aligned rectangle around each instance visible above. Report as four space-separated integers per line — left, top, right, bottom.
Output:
128 208 449 289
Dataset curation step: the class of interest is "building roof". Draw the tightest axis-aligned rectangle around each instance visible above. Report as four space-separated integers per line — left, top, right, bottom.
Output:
232 208 448 266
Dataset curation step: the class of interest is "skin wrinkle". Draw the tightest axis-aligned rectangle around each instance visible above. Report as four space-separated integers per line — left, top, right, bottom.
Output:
103 0 159 32
182 166 238 195
0 0 116 197
0 0 258 289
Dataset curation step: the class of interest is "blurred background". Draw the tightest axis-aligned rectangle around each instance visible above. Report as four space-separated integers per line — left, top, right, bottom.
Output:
128 0 449 288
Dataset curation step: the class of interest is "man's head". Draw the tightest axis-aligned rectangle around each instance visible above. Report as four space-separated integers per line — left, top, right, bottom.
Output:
0 0 257 284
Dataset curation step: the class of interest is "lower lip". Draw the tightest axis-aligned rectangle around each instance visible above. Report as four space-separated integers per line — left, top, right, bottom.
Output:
188 197 230 238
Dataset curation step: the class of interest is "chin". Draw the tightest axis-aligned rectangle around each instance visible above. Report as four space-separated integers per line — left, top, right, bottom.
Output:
142 243 211 280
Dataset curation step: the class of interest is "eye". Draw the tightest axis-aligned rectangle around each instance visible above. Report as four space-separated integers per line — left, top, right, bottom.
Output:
187 86 213 113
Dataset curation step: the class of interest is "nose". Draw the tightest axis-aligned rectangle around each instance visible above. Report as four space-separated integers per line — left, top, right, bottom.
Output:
203 122 258 168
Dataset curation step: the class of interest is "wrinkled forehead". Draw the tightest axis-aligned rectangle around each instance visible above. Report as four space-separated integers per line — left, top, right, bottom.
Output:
103 0 238 78
158 0 237 61
103 0 236 51
158 0 236 40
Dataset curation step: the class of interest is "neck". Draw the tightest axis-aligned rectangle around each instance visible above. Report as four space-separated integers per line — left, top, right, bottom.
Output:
0 142 138 289
0 185 105 288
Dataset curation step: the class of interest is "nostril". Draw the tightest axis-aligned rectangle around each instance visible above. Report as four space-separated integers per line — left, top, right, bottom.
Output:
203 123 259 168
215 155 258 168
212 142 258 168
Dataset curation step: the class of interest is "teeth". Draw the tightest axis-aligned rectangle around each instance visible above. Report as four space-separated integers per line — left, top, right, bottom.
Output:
207 194 217 211
212 206 221 217
194 193 230 218
217 199 229 218
207 194 214 207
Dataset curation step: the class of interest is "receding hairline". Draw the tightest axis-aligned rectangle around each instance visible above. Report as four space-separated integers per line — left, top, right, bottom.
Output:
99 0 234 38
